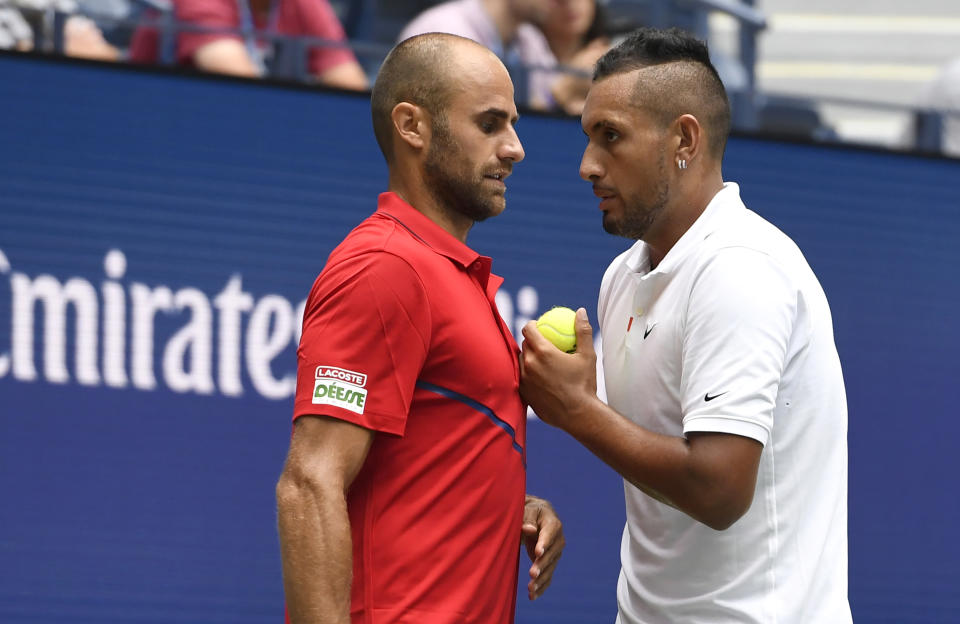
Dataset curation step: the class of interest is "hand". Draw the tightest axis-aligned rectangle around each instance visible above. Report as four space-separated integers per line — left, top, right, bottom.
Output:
520 307 598 431
550 39 611 115
569 38 610 70
520 495 565 600
64 16 120 62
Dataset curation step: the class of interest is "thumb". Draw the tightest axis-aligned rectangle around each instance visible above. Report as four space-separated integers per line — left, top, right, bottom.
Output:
574 308 595 356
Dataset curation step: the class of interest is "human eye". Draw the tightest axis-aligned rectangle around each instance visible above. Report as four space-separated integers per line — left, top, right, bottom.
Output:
479 117 497 133
604 128 620 143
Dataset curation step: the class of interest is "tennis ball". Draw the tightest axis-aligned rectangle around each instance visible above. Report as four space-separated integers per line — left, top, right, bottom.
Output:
536 306 577 353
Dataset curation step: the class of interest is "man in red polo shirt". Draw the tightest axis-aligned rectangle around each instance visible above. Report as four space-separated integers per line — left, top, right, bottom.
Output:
276 33 565 623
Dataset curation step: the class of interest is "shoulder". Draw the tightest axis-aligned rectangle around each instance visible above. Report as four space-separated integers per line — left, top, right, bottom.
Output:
515 24 556 65
697 204 805 274
316 216 427 291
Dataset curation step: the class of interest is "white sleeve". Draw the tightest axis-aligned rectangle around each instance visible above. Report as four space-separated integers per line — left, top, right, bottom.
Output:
680 247 798 445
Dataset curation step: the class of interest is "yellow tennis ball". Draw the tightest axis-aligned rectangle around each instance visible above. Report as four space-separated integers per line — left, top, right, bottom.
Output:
536 306 577 353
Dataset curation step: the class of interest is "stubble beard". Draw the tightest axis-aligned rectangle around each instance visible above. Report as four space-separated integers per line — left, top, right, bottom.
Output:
603 152 669 240
423 118 503 224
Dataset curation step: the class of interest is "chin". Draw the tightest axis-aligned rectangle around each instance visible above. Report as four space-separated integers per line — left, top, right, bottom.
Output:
475 205 505 222
603 214 644 240
602 213 620 235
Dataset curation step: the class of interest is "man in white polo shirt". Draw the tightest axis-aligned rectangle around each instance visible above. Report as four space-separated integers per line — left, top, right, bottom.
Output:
519 27 851 623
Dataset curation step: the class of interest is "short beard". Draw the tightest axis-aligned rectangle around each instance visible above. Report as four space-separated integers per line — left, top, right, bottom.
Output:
423 116 501 223
604 151 669 240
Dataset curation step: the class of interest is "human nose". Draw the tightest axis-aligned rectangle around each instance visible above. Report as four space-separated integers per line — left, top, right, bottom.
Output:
579 143 601 180
500 126 525 163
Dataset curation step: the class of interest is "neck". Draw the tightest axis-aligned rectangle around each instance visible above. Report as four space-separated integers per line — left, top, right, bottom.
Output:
388 170 473 243
482 0 520 45
646 169 725 269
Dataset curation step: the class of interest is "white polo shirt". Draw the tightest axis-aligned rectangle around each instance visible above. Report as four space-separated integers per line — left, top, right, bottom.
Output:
599 183 851 623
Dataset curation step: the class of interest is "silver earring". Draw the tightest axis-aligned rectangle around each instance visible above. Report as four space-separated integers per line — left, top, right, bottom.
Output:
677 159 688 170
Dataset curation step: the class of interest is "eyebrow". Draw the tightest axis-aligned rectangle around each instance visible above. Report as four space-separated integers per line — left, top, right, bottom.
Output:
479 108 520 125
582 119 614 136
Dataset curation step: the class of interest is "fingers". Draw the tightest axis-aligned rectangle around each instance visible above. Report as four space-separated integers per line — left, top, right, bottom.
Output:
521 319 547 350
574 308 596 357
527 530 564 600
522 496 565 600
520 522 538 560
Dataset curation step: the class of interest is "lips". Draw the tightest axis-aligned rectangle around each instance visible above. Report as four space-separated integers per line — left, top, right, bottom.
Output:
592 185 617 208
484 170 510 187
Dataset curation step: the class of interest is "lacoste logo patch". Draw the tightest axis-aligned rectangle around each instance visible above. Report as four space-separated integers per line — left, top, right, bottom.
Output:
312 366 368 414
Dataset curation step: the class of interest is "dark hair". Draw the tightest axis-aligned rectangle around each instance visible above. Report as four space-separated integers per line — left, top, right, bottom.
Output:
594 27 731 159
370 34 465 163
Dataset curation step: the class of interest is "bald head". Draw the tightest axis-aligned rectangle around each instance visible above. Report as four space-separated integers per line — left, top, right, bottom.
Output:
593 27 731 160
371 33 501 164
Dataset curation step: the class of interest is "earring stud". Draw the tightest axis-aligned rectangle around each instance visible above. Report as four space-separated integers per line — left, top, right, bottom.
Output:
677 159 688 170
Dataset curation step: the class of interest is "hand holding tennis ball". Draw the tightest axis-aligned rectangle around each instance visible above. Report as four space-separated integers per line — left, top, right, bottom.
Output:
536 306 578 353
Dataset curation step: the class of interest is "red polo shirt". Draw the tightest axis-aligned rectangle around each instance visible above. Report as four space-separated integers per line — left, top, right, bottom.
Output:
294 192 527 623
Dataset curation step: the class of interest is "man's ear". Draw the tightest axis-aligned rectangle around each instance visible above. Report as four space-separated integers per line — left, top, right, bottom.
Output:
392 102 428 152
674 113 703 167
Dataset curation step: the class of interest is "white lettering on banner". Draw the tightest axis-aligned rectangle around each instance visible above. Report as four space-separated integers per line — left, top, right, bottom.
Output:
0 249 10 379
11 274 100 385
163 288 215 394
495 285 539 341
0 247 541 401
247 295 295 400
214 275 253 397
102 249 128 388
130 282 174 390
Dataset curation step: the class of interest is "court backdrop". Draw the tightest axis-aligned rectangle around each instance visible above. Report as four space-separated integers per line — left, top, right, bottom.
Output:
1 52 958 623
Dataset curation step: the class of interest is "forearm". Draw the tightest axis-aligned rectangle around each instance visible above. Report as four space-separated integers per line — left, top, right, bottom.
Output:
277 479 352 623
563 397 750 530
316 61 368 91
193 39 259 77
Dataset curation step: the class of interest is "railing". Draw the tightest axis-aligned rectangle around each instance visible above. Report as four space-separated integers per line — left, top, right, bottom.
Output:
5 0 956 156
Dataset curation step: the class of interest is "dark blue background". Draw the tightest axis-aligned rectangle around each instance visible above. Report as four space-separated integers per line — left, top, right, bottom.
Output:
1 53 958 622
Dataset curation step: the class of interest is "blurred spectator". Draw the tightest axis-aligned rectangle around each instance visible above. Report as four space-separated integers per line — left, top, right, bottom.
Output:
398 0 556 110
65 14 120 59
918 56 960 157
541 0 609 115
129 0 367 90
1 0 120 59
0 0 34 50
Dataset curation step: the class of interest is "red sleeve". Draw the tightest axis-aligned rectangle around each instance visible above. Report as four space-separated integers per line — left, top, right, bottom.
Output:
173 0 243 65
293 252 430 435
128 15 159 65
277 0 357 75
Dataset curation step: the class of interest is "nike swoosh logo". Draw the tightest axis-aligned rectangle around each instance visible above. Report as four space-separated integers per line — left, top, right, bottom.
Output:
643 323 656 339
704 392 728 402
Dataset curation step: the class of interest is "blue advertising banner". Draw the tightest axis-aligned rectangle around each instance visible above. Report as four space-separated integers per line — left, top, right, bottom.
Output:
1 53 958 622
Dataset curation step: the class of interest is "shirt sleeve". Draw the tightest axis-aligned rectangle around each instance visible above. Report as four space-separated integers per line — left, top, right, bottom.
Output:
278 0 358 75
680 247 798 445
293 251 431 435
